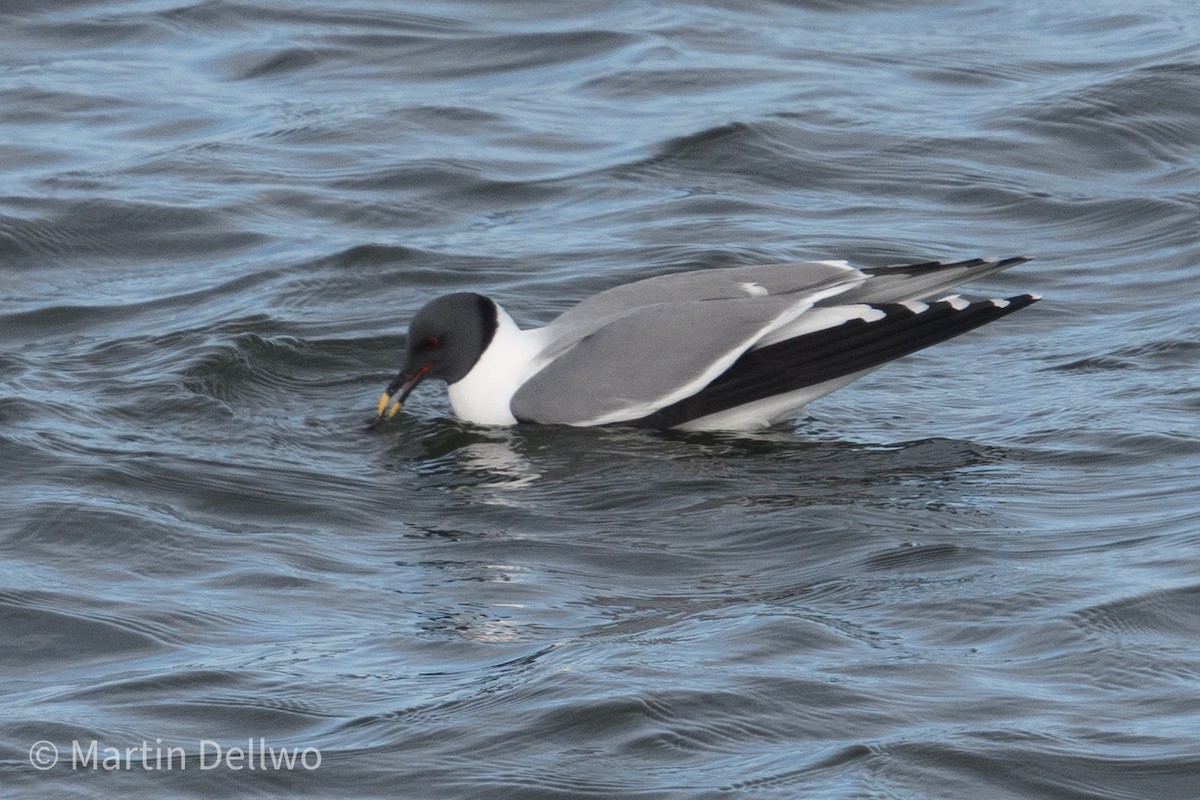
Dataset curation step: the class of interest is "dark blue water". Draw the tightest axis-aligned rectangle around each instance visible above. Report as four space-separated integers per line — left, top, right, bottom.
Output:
3 1 1199 797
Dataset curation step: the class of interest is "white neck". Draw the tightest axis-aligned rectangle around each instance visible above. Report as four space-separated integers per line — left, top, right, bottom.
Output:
446 304 549 425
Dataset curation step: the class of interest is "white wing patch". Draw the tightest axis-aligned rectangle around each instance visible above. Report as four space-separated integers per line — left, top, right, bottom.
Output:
938 294 970 310
738 282 769 296
753 304 887 349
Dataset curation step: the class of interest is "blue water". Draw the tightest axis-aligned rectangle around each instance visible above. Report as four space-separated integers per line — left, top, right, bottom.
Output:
2 1 1199 797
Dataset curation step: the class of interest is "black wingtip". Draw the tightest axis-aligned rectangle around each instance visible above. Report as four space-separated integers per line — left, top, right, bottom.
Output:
869 255 1034 276
629 290 1042 428
993 291 1042 311
993 255 1034 270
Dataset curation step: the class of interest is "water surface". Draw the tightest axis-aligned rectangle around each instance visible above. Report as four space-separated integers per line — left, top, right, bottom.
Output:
2 1 1199 797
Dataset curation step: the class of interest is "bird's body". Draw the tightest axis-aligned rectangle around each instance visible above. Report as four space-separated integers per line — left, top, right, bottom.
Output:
377 256 1039 431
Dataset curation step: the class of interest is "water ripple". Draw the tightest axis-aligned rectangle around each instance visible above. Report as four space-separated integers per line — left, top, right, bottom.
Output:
3 1 1199 798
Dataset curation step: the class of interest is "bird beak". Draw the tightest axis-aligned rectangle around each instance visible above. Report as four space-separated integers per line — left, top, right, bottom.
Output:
376 363 433 420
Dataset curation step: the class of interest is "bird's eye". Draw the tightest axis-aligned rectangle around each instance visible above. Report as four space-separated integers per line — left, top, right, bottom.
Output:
420 336 441 350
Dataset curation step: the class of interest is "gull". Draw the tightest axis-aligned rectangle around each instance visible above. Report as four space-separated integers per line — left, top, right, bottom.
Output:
376 256 1039 430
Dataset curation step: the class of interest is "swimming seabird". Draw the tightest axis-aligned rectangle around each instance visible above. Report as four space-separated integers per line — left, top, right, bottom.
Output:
377 256 1039 430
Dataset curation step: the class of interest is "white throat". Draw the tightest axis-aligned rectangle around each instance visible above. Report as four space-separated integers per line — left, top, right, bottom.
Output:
446 303 548 425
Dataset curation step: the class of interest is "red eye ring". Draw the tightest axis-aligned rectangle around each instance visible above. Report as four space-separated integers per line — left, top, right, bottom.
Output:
420 336 440 350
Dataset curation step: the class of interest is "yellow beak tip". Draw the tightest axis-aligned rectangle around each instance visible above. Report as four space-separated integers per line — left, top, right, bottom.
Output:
377 393 403 420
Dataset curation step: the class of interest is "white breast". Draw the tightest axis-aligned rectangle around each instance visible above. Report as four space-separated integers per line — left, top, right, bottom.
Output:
446 305 550 426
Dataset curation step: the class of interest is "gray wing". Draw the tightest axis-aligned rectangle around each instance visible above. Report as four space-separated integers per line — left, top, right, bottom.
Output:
512 294 816 426
546 261 865 341
826 256 1032 305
